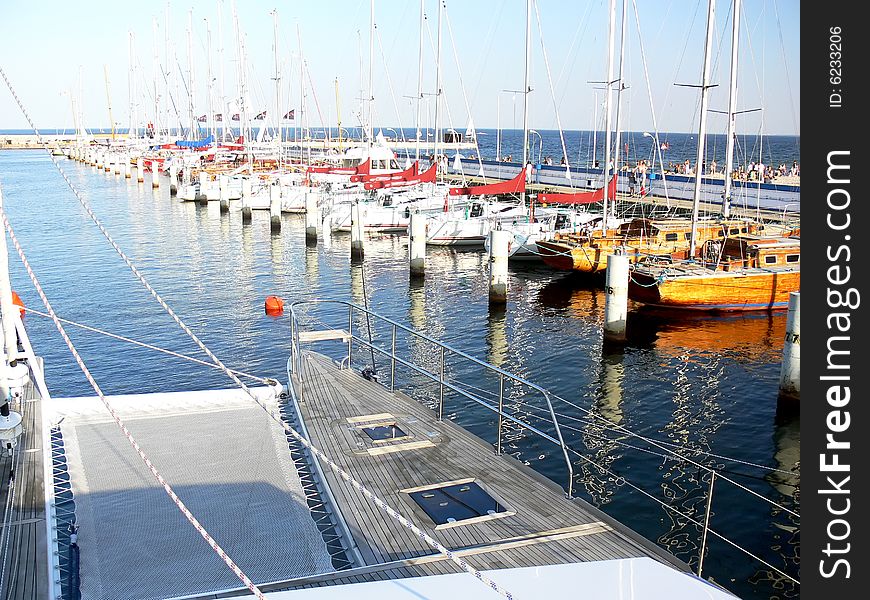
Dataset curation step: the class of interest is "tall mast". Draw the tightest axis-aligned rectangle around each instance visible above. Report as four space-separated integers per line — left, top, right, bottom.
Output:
415 0 424 164
128 31 136 141
689 0 717 257
272 9 281 169
0 189 17 364
601 0 617 230
433 0 443 169
187 9 197 138
611 0 628 202
722 0 741 218
205 18 216 145
153 18 160 141
218 0 226 140
164 3 171 136
298 25 305 163
104 65 115 140
521 0 531 206
368 0 375 150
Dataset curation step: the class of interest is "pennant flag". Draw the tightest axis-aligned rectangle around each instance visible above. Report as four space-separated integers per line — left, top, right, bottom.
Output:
283 109 295 120
254 110 267 120
214 113 223 122
196 114 207 122
231 113 241 121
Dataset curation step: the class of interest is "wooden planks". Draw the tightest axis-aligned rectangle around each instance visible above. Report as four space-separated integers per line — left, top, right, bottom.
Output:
0 378 48 600
291 351 689 583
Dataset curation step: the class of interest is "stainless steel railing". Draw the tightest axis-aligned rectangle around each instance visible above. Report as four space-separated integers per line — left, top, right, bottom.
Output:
288 298 575 498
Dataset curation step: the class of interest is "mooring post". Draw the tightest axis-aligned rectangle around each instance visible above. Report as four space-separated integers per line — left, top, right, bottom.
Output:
305 192 318 246
241 178 252 223
269 182 281 232
136 157 144 182
488 229 510 304
409 212 426 279
778 292 800 400
350 202 365 262
603 252 629 343
219 175 230 213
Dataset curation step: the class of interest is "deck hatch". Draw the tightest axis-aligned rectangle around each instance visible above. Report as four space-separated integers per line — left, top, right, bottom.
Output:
408 482 507 525
362 424 407 441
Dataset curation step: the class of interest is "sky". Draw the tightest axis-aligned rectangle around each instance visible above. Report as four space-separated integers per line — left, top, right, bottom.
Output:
0 0 800 136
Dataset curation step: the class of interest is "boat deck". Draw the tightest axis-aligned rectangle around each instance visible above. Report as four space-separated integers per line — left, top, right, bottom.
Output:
0 371 48 600
283 351 688 589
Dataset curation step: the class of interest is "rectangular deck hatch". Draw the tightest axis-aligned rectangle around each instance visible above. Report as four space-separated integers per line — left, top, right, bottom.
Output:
408 481 506 525
362 424 407 441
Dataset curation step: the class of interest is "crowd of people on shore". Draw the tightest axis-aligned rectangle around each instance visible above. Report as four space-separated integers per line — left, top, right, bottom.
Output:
664 158 800 182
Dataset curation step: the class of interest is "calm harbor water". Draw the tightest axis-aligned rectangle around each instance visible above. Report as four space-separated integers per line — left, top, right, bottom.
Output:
1 149 799 598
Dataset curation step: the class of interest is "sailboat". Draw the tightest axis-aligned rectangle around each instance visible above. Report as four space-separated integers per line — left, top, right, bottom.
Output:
627 0 800 311
535 0 762 275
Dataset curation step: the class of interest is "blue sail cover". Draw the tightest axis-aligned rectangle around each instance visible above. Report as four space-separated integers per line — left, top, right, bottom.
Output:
174 135 214 148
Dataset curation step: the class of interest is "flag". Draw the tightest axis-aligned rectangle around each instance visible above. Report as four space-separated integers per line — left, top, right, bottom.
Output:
283 109 295 120
214 113 223 122
196 114 207 122
231 113 240 121
254 110 267 120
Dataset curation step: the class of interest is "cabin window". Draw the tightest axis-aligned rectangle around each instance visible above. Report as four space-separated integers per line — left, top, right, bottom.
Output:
741 227 749 233
684 232 692 240
408 481 507 526
470 203 484 218
362 424 407 441
764 255 778 265
718 230 725 237
729 228 740 235
786 254 800 263
665 233 679 242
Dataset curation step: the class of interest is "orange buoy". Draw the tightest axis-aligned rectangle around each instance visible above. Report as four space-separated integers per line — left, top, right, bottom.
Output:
11 290 25 317
264 295 284 315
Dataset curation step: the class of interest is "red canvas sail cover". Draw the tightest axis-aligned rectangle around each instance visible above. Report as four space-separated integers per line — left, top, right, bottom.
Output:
308 158 371 175
364 162 437 190
538 175 618 205
448 165 528 196
351 161 419 183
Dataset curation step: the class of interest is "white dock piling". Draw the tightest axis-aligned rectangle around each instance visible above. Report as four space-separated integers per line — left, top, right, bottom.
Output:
350 203 365 261
96 153 104 170
241 178 252 223
120 155 129 178
488 229 510 304
169 162 178 196
778 292 800 400
112 156 120 175
409 212 426 278
270 183 281 232
152 165 161 189
603 253 629 343
136 157 144 182
219 175 230 213
305 192 318 246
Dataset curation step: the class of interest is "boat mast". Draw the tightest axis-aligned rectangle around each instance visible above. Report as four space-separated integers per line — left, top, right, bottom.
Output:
722 0 741 218
205 18 216 147
128 31 137 142
153 18 160 142
272 9 281 169
336 78 343 151
164 3 171 137
218 0 226 141
601 0 617 231
187 8 197 139
0 190 18 366
298 25 307 164
415 0 424 164
611 0 628 208
689 0 717 257
521 0 531 208
368 0 375 153
104 65 115 141
433 0 443 173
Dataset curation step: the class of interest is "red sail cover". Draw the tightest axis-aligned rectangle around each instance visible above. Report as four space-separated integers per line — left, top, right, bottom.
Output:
307 158 371 175
538 175 618 204
448 166 528 196
351 161 419 183
364 162 437 190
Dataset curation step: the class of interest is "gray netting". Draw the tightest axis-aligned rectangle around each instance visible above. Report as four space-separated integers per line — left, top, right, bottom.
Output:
55 389 334 600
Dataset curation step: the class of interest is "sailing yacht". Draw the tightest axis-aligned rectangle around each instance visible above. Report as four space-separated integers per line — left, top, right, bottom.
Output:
627 0 800 311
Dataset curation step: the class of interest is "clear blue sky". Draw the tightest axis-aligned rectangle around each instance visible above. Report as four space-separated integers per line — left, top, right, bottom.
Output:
0 0 800 135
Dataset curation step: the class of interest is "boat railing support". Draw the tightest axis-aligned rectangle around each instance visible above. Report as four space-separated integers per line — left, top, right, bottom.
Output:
697 470 717 578
289 299 575 498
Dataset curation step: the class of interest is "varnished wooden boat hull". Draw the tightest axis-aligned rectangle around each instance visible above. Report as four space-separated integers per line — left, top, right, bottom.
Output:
629 269 800 311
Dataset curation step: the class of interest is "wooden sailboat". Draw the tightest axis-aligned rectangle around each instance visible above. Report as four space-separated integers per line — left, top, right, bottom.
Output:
627 0 800 311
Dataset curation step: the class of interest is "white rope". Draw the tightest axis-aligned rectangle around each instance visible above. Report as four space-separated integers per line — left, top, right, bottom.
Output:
2 65 516 600
23 307 272 384
0 210 268 600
